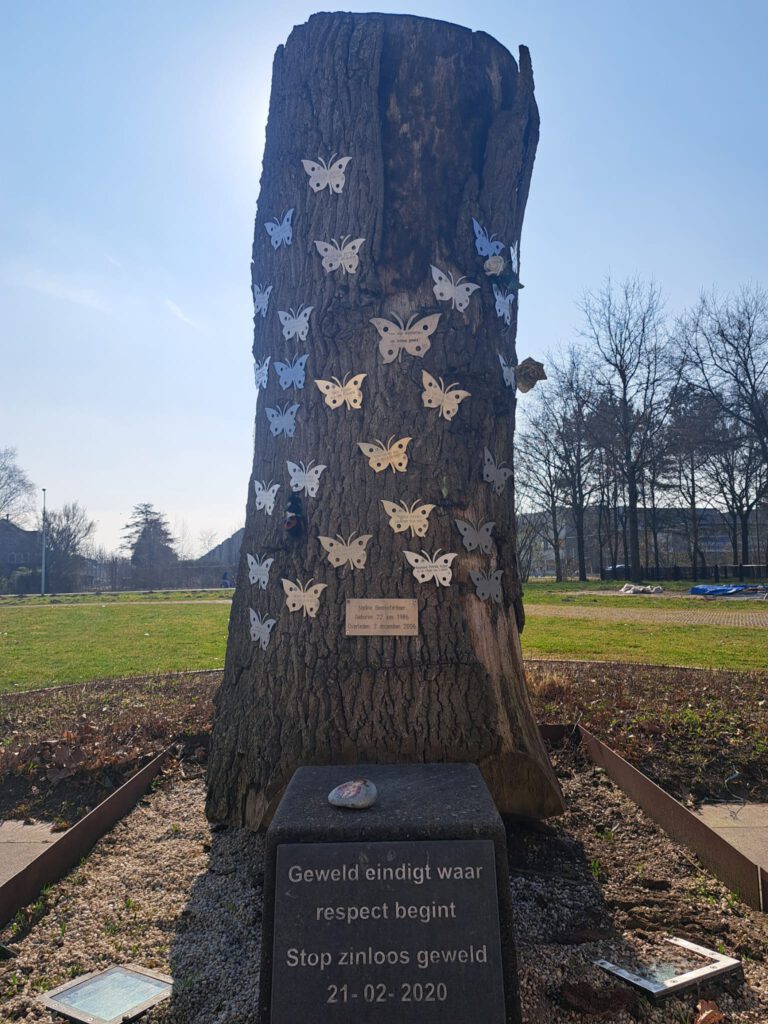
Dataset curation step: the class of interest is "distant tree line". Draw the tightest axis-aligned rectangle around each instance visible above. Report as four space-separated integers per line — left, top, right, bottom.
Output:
516 279 768 582
0 458 228 593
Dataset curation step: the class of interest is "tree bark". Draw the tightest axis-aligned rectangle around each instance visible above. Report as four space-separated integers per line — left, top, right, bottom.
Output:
206 12 564 829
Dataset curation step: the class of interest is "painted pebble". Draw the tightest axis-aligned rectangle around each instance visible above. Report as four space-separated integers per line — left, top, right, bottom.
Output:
327 779 378 809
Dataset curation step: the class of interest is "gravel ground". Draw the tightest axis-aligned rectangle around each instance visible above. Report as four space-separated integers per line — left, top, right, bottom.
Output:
1 752 767 1023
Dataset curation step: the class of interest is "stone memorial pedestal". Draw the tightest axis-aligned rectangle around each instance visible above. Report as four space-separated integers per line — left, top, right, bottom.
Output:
258 763 520 1024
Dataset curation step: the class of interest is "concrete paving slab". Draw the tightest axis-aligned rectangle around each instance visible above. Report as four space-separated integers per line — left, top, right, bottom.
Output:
694 803 768 869
0 820 66 888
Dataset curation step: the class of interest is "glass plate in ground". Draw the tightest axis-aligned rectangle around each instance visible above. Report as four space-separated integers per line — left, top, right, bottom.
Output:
39 963 172 1024
595 937 740 1002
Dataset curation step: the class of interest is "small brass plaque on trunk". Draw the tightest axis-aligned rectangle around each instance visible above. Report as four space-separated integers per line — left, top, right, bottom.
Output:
345 599 418 636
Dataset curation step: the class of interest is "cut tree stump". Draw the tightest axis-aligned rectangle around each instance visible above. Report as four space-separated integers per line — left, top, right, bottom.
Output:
206 12 564 828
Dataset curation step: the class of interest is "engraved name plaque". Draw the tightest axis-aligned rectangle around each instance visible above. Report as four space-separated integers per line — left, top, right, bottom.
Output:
270 840 506 1024
345 599 418 636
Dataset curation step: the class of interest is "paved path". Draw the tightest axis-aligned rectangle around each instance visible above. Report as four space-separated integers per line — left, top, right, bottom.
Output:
694 803 768 868
526 603 768 628
0 820 65 887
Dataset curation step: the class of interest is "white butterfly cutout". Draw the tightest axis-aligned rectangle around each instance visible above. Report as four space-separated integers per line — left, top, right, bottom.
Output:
314 372 366 411
281 578 327 618
454 518 495 554
254 480 280 516
357 436 411 474
498 353 515 388
472 218 505 257
264 209 294 249
252 282 273 318
266 402 300 437
404 549 457 587
470 569 504 604
482 448 513 496
301 154 351 194
247 553 274 590
369 313 441 363
421 371 471 421
493 284 516 327
381 499 435 539
249 608 277 651
431 265 480 313
253 356 270 389
274 354 309 390
286 460 327 497
318 532 372 570
314 236 365 274
278 305 313 342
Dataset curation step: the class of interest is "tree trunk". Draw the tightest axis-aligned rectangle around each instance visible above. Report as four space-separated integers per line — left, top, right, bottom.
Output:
740 511 751 564
206 12 563 829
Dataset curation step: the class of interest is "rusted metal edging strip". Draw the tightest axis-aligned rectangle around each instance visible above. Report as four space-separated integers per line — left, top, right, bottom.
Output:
0 747 172 927
575 726 765 912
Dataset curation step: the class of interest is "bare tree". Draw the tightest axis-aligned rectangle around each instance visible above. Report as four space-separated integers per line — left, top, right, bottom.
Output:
516 397 567 581
548 345 597 580
0 447 36 524
579 277 670 581
704 415 767 565
678 285 768 463
43 502 96 592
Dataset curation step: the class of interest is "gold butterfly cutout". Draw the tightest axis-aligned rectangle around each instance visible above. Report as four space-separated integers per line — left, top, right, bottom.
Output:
314 236 365 274
357 436 411 473
318 532 372 570
369 313 441 363
381 499 435 538
403 549 457 587
314 372 367 411
421 371 471 421
281 578 327 619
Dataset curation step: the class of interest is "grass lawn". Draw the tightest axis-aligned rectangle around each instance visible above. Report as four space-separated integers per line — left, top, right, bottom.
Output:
0 602 230 693
521 616 768 671
1 582 766 693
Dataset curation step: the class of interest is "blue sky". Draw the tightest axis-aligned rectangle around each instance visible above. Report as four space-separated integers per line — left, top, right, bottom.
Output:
2 1 766 553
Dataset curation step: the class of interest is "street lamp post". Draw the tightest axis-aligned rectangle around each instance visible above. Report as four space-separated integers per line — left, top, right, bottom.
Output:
41 488 46 596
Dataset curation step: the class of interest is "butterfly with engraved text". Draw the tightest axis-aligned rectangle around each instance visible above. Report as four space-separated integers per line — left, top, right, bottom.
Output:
471 218 505 258
254 480 280 516
357 436 411 474
403 549 457 587
301 154 351 194
264 209 294 249
369 312 441 363
274 354 309 390
253 356 270 389
286 460 327 497
318 532 372 570
470 569 504 604
249 609 277 651
482 448 513 496
381 499 435 539
314 236 365 274
246 553 274 590
431 265 480 313
278 305 313 342
281 578 327 619
252 283 272 318
420 371 471 421
454 518 495 554
266 403 300 438
314 372 366 411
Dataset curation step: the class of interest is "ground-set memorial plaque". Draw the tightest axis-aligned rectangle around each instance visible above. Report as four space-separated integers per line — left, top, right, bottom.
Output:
258 763 520 1024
